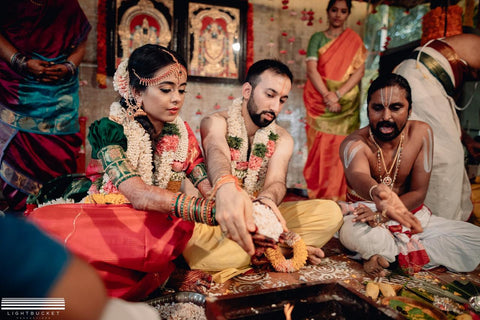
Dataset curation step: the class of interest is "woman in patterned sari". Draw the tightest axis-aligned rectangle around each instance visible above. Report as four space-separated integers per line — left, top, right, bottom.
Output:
0 0 91 212
303 0 366 201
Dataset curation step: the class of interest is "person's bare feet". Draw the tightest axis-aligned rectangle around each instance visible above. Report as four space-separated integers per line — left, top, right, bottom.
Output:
307 246 325 265
364 255 390 277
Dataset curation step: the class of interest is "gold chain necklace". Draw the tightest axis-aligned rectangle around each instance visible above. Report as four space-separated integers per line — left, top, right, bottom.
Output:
369 128 404 188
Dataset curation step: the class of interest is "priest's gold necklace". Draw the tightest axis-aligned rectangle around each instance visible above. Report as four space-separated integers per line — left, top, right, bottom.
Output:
369 128 404 188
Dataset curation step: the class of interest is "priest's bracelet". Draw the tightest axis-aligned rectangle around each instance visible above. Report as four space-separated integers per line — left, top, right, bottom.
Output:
170 193 217 226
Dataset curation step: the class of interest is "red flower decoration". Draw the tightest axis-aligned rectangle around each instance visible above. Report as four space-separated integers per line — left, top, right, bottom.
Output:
318 17 323 24
356 20 362 25
248 155 263 170
196 109 202 115
282 32 288 37
228 93 234 100
159 135 179 152
266 141 276 158
236 161 249 170
230 148 241 161
282 5 288 9
172 161 184 172
270 16 275 22
214 103 221 110
196 93 202 99
103 180 119 194
288 36 295 43
298 49 307 55
279 50 287 54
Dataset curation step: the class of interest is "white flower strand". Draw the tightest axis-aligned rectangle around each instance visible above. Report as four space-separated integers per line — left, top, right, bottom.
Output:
227 98 248 174
108 102 188 189
226 98 277 196
110 102 154 184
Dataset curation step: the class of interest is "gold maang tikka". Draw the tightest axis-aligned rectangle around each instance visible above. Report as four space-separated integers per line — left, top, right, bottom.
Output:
132 50 187 87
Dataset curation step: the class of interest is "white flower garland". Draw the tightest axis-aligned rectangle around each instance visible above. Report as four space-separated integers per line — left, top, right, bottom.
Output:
153 117 188 188
108 102 188 189
227 98 277 196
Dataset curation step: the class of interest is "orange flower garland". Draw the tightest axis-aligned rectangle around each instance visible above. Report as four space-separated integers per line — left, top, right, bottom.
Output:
421 5 463 45
252 203 308 272
265 231 308 273
96 0 107 88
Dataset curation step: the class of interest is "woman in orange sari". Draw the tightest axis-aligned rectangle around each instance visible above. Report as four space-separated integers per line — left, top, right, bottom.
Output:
303 0 366 201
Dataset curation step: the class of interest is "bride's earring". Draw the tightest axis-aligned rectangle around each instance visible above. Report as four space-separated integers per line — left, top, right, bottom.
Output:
126 93 147 119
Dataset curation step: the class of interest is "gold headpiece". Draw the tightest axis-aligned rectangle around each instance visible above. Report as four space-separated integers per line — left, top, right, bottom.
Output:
132 50 187 87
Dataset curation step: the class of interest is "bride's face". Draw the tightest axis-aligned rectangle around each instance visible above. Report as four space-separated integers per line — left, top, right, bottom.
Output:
137 63 188 134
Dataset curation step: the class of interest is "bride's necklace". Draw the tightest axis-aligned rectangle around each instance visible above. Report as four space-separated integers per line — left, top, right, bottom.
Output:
369 128 404 188
325 28 344 38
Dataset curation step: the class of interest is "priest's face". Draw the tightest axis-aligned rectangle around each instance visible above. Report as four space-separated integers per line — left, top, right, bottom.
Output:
367 85 410 142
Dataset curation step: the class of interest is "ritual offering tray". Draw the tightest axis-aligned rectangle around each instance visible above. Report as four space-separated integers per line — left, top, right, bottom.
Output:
147 292 207 319
205 282 404 319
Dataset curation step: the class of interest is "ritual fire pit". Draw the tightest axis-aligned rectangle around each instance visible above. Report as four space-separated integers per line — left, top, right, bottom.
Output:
205 281 404 320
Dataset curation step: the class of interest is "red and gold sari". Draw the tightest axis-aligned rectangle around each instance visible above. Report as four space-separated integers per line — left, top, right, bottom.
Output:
303 28 366 201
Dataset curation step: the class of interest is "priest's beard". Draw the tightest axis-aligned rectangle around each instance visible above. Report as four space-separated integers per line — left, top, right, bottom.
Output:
369 120 406 142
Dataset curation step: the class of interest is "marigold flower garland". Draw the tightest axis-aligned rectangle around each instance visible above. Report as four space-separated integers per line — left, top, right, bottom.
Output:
421 5 463 45
227 98 278 196
253 199 308 273
265 231 308 273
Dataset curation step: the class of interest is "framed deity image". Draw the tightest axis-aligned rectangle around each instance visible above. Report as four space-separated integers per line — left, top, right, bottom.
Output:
103 0 246 81
105 0 174 75
180 0 247 83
